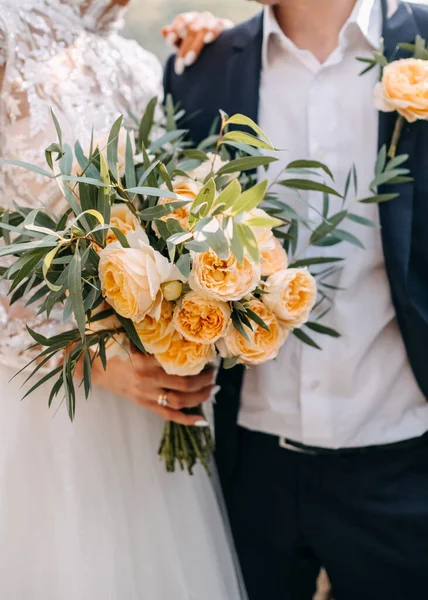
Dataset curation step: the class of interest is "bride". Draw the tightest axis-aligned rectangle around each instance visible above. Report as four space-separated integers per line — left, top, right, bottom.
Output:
0 1 246 598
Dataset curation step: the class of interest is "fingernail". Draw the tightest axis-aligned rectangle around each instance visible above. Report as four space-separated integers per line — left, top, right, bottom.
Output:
175 57 185 75
184 50 196 67
194 420 210 428
165 32 178 47
175 59 185 76
204 31 215 44
179 26 187 38
212 385 221 396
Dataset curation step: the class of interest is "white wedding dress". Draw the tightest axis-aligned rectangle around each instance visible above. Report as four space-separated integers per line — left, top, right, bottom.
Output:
0 2 245 598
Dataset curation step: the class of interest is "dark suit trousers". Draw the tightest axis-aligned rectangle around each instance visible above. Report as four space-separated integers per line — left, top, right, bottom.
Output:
226 427 428 600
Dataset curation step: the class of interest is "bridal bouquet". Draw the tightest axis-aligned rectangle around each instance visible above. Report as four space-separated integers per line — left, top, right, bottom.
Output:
0 99 410 473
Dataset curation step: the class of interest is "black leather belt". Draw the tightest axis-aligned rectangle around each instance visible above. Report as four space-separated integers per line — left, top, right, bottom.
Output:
278 432 428 456
240 427 428 456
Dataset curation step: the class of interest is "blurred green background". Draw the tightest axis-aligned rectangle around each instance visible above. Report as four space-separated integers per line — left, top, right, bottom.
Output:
123 0 428 61
123 0 259 61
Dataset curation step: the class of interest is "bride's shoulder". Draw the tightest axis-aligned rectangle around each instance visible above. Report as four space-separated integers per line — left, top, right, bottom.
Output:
110 34 162 78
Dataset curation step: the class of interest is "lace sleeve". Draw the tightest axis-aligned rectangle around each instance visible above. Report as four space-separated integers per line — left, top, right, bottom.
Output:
0 17 6 72
0 9 64 371
0 281 64 371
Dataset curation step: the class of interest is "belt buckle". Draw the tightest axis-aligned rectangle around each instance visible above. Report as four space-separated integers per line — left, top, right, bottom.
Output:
279 437 307 454
279 437 318 455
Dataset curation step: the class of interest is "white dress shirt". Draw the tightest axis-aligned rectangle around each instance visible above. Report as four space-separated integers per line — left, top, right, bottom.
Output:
239 0 428 448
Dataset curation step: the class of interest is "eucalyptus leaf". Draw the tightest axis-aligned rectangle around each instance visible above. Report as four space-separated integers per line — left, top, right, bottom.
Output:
288 256 344 268
0 159 55 179
214 178 242 213
139 200 189 221
176 253 191 278
309 210 347 245
236 223 259 263
370 169 409 189
232 179 269 215
185 240 210 253
217 155 278 176
125 132 137 191
220 131 274 151
306 322 341 338
346 213 379 228
224 114 273 145
149 130 187 153
292 328 321 350
138 96 157 148
286 160 334 180
68 247 86 337
280 178 342 198
375 145 387 177
117 315 146 353
107 115 124 180
359 193 399 204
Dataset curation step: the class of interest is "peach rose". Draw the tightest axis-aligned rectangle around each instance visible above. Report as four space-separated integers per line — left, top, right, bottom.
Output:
153 177 202 235
155 335 216 376
374 58 428 122
189 250 260 302
99 230 183 323
105 204 140 244
261 237 288 277
135 300 176 354
173 291 231 344
263 268 317 328
248 208 277 251
218 299 287 365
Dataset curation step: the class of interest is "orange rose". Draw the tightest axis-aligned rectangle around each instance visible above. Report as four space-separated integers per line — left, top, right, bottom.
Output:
155 335 216 376
135 300 176 354
218 299 287 365
263 268 317 328
189 250 260 302
261 237 288 277
374 58 428 122
173 292 231 344
99 230 180 323
153 177 202 234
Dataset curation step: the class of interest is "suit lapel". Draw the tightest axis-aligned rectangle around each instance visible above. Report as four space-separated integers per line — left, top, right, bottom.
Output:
378 0 419 281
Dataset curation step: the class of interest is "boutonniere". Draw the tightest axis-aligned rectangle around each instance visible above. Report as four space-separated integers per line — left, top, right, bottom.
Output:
358 35 428 157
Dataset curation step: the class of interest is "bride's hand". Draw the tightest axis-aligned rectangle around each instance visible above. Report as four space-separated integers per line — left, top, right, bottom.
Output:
161 12 233 75
89 351 216 426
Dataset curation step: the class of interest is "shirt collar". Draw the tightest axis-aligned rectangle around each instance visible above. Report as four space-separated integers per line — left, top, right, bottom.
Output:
262 0 382 70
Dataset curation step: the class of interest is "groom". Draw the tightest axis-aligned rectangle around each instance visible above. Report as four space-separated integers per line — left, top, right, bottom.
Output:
164 0 428 598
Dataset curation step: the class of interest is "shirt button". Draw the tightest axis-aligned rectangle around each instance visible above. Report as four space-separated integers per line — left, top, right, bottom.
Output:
310 380 320 391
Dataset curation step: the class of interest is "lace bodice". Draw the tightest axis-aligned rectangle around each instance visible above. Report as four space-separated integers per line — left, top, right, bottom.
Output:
0 0 163 368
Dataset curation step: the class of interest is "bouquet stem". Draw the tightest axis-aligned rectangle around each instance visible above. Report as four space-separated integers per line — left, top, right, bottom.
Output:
158 407 215 475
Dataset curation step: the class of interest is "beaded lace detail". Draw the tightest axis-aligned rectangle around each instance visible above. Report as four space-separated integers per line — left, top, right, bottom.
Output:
0 0 163 368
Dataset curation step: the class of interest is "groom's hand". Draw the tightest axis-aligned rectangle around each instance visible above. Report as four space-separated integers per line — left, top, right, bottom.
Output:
90 352 217 426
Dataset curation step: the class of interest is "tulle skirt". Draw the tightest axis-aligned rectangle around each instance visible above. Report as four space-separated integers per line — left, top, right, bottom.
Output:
0 365 246 600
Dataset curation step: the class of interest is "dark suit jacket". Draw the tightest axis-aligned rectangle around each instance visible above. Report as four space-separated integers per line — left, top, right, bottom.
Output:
164 0 428 492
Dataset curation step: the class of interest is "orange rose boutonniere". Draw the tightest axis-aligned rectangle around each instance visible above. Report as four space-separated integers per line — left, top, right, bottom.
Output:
359 35 428 157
